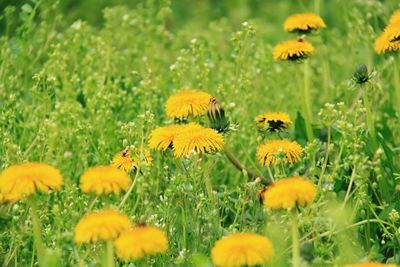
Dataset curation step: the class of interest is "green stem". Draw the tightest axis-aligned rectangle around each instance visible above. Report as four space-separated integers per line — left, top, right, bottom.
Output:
362 85 377 150
314 0 320 14
103 241 114 267
291 208 301 267
27 197 45 267
118 167 140 209
302 60 314 141
317 125 331 190
393 58 400 117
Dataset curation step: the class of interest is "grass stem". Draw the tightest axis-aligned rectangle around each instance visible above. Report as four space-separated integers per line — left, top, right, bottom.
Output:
291 208 301 267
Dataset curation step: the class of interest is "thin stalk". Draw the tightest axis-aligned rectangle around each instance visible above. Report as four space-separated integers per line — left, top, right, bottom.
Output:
343 166 356 207
314 0 320 14
27 198 45 267
362 84 377 150
302 60 314 141
118 167 140 209
223 147 267 182
103 241 114 267
291 208 301 267
393 57 400 117
317 125 331 190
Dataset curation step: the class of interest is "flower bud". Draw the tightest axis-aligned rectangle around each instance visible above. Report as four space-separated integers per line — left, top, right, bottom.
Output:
207 97 230 133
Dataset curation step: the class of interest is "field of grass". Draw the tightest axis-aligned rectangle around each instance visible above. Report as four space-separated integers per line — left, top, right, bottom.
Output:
1 0 400 266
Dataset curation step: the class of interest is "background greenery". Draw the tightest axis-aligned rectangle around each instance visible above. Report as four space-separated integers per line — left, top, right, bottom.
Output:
0 0 400 266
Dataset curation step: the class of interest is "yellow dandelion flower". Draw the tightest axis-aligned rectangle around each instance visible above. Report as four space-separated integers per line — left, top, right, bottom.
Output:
284 13 326 33
388 9 400 26
257 139 302 166
75 209 131 243
374 29 400 54
80 166 130 196
115 225 168 260
173 123 224 157
273 39 314 61
255 112 292 132
148 125 185 151
262 176 316 209
345 263 397 267
0 163 64 201
211 233 274 267
112 151 137 172
166 90 213 119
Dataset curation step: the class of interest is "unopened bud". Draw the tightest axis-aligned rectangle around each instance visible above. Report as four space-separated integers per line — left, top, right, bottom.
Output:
208 97 230 133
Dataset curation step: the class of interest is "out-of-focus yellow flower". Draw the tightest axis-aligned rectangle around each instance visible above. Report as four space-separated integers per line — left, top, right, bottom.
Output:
344 263 397 267
257 139 302 166
80 166 130 196
115 225 168 260
148 125 185 151
388 9 400 27
262 176 316 209
273 39 314 61
255 112 292 132
374 29 400 54
132 147 153 167
211 233 274 267
0 163 64 201
173 123 224 157
74 209 131 243
165 90 212 119
284 13 326 33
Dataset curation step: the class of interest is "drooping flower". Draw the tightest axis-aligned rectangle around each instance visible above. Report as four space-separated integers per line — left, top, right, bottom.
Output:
284 13 326 33
173 123 224 157
262 176 316 209
257 139 302 166
74 209 131 243
80 166 130 196
211 233 274 267
166 89 213 119
0 163 64 201
115 225 168 260
273 39 314 61
255 112 292 132
148 125 185 151
344 263 397 267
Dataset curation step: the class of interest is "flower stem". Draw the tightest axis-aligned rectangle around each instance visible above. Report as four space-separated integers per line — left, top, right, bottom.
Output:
119 167 140 209
362 84 377 150
103 240 114 267
291 208 301 267
302 60 314 141
393 58 400 117
223 147 267 182
27 197 45 267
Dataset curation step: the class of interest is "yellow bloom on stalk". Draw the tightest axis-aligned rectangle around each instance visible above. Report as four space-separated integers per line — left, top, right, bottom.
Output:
284 13 326 33
115 225 168 260
166 90 212 119
344 263 398 267
132 147 153 167
173 123 224 157
75 209 131 243
257 139 302 166
262 176 316 209
255 112 292 132
148 125 185 151
113 151 137 172
0 163 64 201
211 233 274 267
80 166 130 196
273 39 314 61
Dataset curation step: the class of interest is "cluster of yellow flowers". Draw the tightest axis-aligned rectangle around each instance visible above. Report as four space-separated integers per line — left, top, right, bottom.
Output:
149 89 225 158
375 10 400 54
273 13 326 61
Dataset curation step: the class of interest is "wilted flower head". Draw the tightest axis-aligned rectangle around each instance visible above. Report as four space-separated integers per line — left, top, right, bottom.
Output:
208 97 230 133
80 166 131 196
75 209 131 243
284 13 326 33
115 224 168 260
165 89 212 119
256 112 292 132
0 163 64 201
352 64 371 84
211 233 274 267
261 176 316 209
257 139 302 166
273 38 314 61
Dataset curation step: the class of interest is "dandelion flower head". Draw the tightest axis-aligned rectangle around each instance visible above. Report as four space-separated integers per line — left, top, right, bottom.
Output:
166 89 213 119
257 139 302 166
